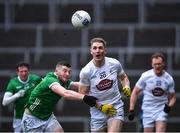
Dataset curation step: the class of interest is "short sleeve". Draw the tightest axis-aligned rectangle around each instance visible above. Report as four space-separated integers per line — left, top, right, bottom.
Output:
168 76 175 93
79 68 90 86
6 80 15 93
114 59 124 76
136 74 146 90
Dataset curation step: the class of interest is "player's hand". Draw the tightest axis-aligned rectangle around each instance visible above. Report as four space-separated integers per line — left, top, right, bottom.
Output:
96 104 117 116
83 95 98 107
128 110 135 121
164 104 171 113
15 90 26 98
122 86 131 97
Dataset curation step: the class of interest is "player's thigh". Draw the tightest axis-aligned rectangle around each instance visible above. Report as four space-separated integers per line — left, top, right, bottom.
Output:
155 121 167 132
14 125 22 133
91 128 107 133
155 109 167 132
46 122 64 132
107 103 124 132
142 113 155 128
144 127 154 132
45 114 64 132
21 114 46 132
13 119 22 132
107 119 123 132
91 116 107 132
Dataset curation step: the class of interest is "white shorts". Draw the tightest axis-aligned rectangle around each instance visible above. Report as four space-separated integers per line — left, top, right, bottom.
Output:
142 109 168 128
13 118 22 132
90 100 124 131
21 113 62 132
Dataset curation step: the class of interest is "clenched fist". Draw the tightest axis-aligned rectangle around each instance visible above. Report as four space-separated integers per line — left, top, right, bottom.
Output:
122 86 131 97
15 90 26 98
97 104 117 116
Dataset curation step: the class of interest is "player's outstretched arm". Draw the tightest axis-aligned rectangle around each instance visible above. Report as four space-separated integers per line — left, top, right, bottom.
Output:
51 83 97 107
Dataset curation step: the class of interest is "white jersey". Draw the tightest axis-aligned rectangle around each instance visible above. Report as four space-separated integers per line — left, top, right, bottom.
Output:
79 57 124 105
136 69 175 112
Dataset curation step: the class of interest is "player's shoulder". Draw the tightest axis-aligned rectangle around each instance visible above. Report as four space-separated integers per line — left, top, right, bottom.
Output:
80 60 94 77
6 76 19 87
105 56 120 65
45 72 56 79
9 76 18 82
106 56 119 62
43 72 59 84
164 71 174 81
141 69 154 77
81 60 93 71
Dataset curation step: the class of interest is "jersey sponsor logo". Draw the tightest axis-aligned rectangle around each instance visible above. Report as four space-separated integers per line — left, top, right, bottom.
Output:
152 87 164 96
16 86 22 89
96 79 113 91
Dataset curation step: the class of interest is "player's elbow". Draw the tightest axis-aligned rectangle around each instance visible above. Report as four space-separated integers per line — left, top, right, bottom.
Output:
172 94 177 106
2 100 8 106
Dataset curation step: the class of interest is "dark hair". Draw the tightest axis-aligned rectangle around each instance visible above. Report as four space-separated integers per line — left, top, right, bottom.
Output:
56 61 71 68
16 61 30 70
151 52 165 62
90 37 107 47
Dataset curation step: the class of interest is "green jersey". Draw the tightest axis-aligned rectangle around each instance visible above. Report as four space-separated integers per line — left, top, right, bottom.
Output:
6 74 42 119
26 72 73 120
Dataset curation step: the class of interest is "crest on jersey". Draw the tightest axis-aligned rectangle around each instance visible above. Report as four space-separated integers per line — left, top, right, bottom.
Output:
152 87 164 96
96 79 113 91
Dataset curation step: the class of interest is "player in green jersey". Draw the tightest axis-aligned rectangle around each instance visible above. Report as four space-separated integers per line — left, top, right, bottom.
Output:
2 61 42 132
21 61 98 132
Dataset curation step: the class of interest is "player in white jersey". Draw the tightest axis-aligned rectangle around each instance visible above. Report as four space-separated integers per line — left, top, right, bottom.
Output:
128 52 176 132
79 37 131 132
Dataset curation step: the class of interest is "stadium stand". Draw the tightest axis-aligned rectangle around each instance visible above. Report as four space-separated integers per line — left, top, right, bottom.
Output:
0 28 36 47
43 29 82 47
103 3 138 23
0 0 180 132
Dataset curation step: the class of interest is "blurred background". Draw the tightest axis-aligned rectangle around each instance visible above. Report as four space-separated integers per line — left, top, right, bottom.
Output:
0 0 180 132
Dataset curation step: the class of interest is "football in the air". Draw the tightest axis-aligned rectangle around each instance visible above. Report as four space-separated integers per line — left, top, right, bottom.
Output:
71 10 91 29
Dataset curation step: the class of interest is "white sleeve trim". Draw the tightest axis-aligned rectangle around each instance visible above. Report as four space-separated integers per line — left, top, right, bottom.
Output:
49 82 60 89
68 81 73 89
